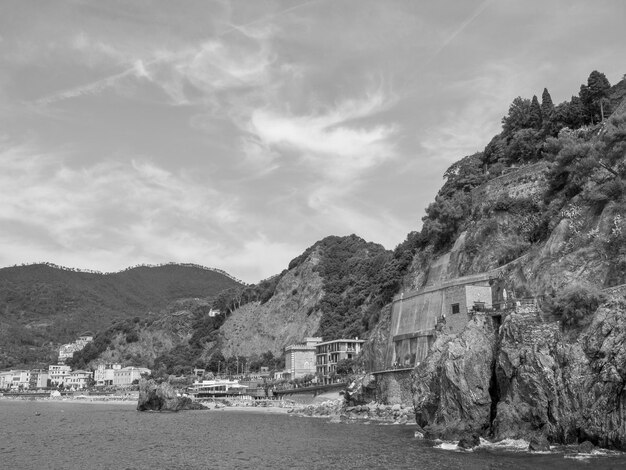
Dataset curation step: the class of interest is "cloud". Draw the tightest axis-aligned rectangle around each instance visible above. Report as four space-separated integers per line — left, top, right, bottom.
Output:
429 0 493 61
0 141 280 281
246 91 398 181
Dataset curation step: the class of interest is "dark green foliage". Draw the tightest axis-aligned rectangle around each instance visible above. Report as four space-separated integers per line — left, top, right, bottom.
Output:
504 128 542 163
422 192 472 251
580 70 612 123
335 358 358 376
0 263 242 369
545 109 626 212
212 271 286 315
545 284 604 328
502 97 532 135
541 88 555 119
529 95 543 129
553 96 587 130
314 235 392 340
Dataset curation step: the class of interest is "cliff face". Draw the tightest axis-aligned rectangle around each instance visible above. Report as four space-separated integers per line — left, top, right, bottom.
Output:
412 315 497 439
218 249 324 357
494 299 626 448
411 299 626 448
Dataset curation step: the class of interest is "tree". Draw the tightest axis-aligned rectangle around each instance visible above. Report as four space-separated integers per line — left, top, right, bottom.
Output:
580 70 611 123
502 97 532 135
554 96 586 130
529 95 543 129
541 88 556 135
541 88 555 118
335 358 357 376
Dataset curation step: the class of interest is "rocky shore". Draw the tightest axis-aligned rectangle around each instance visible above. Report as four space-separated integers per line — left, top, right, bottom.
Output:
137 379 206 411
412 300 626 450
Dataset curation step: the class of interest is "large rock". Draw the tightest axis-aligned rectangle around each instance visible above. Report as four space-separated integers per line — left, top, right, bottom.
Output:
412 315 496 440
137 379 205 412
410 299 626 449
493 301 626 449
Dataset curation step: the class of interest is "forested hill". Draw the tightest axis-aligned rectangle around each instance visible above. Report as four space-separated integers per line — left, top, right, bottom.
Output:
0 263 243 368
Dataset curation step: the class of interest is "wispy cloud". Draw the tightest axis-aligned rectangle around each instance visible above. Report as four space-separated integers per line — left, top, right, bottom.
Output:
429 0 493 62
0 141 287 281
247 91 398 181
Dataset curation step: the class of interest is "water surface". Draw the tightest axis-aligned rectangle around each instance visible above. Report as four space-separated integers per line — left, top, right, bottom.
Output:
1 400 624 469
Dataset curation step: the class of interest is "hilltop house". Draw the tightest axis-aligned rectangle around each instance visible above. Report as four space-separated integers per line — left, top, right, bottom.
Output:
58 332 94 363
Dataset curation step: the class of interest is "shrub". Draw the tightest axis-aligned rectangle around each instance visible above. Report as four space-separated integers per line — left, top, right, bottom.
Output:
546 284 604 328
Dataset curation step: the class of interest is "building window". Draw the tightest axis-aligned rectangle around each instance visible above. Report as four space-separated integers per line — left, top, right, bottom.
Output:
451 303 460 314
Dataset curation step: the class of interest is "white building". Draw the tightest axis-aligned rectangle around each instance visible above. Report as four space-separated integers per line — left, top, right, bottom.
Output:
67 370 92 389
113 367 150 387
0 370 16 389
58 333 94 363
94 363 122 386
48 364 71 386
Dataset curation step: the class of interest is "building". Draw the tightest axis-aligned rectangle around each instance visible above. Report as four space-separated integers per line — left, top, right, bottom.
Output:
58 333 94 363
284 337 322 380
0 370 20 389
93 363 122 386
28 369 49 389
0 370 32 390
316 339 364 384
113 367 150 387
67 370 92 389
48 364 71 386
386 273 493 369
0 370 11 389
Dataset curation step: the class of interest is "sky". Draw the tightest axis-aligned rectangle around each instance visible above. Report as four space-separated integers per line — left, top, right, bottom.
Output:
0 0 625 283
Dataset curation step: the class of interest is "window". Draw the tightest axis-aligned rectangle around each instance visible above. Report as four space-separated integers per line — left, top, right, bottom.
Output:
451 303 460 314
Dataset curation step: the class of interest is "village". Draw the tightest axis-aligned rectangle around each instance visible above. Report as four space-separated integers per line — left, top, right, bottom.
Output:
0 332 365 397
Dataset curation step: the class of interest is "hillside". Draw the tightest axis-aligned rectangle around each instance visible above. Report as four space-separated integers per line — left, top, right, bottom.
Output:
374 71 626 448
0 263 242 368
73 235 394 374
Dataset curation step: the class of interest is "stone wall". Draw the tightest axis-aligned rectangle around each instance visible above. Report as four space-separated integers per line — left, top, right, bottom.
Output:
372 369 414 405
471 162 549 209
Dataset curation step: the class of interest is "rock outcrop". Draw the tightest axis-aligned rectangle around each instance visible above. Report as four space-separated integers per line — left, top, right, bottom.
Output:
411 299 626 449
412 315 497 440
137 379 205 412
219 249 324 357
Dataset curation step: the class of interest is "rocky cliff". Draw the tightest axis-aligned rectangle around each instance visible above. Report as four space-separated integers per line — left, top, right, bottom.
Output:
412 298 626 449
218 248 324 357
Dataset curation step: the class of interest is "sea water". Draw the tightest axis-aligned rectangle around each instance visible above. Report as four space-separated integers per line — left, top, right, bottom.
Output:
1 400 625 469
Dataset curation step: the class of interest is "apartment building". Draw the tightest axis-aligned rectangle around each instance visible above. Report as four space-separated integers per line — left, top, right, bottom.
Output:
316 339 364 384
113 367 150 387
94 363 122 386
48 364 71 386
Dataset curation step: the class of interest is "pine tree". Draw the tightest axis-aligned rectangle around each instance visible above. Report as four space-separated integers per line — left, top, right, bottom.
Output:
579 70 611 123
541 88 555 118
529 95 542 129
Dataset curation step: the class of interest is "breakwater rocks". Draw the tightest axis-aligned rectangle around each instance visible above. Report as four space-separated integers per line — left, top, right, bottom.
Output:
295 399 416 424
137 379 206 412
